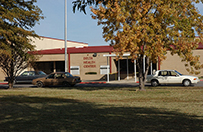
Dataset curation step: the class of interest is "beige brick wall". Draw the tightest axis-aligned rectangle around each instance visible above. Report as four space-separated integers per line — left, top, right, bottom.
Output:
31 36 88 50
0 69 5 81
70 53 114 80
161 49 203 77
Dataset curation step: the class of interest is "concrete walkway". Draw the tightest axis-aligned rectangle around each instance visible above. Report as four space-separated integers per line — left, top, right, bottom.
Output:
80 78 138 84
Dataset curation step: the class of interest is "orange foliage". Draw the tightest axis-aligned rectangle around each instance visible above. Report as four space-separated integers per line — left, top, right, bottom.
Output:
91 0 203 74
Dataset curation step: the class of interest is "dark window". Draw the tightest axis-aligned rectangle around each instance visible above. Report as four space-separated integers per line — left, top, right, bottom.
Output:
38 71 46 75
29 71 35 76
21 71 29 76
55 73 64 79
65 72 73 77
47 74 55 79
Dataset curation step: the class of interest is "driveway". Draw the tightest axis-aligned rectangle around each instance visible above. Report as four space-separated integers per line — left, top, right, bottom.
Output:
1 80 203 89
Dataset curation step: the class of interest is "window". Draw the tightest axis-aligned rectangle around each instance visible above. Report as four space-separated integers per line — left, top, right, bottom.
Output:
100 65 109 74
170 71 177 76
21 71 29 76
158 71 168 76
70 66 80 75
29 71 35 76
65 72 73 77
38 71 46 75
55 73 64 79
47 74 55 79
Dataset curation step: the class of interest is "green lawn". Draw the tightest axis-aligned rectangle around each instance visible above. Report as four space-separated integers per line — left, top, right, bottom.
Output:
0 86 203 132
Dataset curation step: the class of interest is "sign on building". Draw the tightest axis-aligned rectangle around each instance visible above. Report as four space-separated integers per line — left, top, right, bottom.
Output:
70 66 80 75
100 65 109 74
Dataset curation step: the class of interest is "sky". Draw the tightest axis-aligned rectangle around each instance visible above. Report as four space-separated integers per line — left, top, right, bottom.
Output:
33 0 107 46
33 0 203 46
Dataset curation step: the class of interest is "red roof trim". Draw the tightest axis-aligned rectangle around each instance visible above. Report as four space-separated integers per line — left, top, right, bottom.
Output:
30 42 203 55
31 45 113 55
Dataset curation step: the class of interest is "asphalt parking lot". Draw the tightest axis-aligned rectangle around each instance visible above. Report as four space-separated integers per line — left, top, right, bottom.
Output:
1 79 203 89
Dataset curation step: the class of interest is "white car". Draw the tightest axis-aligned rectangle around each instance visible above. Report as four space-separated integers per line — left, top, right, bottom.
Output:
146 70 200 87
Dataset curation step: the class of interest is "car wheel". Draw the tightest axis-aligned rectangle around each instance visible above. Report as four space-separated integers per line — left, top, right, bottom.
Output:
183 80 191 87
151 80 159 87
62 81 70 87
36 81 43 88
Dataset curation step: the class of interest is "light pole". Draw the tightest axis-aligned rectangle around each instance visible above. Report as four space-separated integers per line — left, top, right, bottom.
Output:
64 0 67 72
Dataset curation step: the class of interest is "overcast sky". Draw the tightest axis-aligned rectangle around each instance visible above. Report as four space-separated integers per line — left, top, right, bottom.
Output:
33 0 203 46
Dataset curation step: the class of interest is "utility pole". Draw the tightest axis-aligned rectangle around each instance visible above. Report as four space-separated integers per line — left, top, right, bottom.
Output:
64 0 67 72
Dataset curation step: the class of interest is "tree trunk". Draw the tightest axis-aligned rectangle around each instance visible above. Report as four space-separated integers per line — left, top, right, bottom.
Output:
138 55 150 91
138 55 145 90
8 75 14 89
8 52 14 89
8 82 14 89
139 75 145 90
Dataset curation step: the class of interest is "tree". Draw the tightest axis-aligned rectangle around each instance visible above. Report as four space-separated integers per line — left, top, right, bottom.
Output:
74 0 203 90
0 0 43 89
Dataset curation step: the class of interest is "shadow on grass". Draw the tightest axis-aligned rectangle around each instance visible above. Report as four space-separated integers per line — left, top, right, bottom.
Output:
36 83 139 91
0 95 202 132
42 84 199 91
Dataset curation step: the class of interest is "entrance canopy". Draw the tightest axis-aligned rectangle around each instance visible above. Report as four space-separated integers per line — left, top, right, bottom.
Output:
103 53 130 57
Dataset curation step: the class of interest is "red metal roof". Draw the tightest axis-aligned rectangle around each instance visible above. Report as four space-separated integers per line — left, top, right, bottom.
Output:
31 45 113 55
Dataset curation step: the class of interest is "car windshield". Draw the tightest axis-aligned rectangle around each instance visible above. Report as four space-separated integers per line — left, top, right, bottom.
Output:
47 74 55 79
21 71 29 76
38 71 46 75
175 70 182 75
65 72 73 77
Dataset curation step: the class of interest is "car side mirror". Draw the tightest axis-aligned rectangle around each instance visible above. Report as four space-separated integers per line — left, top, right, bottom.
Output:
176 74 179 77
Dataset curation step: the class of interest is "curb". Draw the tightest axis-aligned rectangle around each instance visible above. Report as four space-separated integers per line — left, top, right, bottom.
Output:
0 82 7 85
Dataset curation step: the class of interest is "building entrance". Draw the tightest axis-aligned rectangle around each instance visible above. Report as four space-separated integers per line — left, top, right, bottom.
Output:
114 59 157 78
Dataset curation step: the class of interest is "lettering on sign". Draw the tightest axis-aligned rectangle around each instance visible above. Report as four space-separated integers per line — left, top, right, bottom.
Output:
83 57 93 60
83 61 95 64
83 56 96 68
83 65 96 68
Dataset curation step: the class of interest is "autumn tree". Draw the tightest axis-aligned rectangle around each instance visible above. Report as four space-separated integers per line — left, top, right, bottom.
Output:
74 0 203 90
0 0 43 89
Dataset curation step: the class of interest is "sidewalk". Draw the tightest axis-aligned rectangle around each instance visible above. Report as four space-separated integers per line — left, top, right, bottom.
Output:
80 78 139 84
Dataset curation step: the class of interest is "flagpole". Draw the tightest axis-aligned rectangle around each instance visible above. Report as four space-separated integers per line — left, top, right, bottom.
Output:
64 0 67 72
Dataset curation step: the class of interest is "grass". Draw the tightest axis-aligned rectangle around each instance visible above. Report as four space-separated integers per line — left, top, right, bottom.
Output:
0 86 203 132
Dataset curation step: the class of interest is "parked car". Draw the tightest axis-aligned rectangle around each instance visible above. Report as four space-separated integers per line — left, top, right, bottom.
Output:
146 70 200 87
32 72 81 87
4 71 47 84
